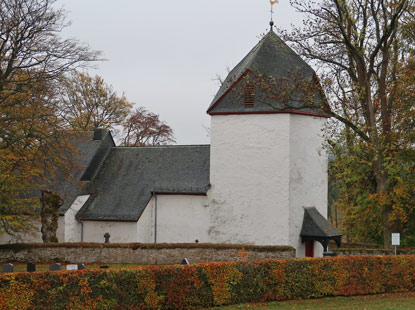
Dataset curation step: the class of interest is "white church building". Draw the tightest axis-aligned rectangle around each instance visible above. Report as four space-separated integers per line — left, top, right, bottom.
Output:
2 28 341 257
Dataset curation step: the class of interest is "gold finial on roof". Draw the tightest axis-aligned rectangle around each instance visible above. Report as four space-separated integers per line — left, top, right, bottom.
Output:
269 0 278 30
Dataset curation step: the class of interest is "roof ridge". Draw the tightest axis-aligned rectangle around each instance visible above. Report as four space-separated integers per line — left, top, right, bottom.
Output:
90 145 112 181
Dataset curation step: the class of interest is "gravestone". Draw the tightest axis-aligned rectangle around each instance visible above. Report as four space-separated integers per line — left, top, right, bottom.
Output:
104 232 110 243
78 264 86 270
100 265 110 269
49 263 61 271
66 264 78 271
27 262 36 272
2 263 13 273
181 258 190 265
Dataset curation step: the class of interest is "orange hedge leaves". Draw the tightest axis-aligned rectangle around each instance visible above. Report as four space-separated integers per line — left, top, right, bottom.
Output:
1 255 415 309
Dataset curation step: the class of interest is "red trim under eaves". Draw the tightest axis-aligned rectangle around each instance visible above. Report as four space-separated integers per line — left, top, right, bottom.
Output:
154 192 208 196
79 219 138 223
207 69 331 118
209 110 331 118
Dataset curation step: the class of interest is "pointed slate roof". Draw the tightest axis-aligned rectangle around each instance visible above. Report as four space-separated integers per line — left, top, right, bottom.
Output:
207 30 329 117
300 207 341 239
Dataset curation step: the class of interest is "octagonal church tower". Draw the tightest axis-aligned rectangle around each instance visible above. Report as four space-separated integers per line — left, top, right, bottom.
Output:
207 27 333 257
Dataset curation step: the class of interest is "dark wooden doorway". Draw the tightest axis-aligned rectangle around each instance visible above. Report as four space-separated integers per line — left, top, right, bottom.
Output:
305 240 314 257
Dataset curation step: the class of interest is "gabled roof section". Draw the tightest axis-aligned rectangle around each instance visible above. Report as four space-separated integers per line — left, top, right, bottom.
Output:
207 30 330 117
80 129 115 181
56 130 115 215
76 145 210 221
300 207 341 239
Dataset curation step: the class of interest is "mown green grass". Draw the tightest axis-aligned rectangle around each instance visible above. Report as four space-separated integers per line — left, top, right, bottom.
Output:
205 293 415 310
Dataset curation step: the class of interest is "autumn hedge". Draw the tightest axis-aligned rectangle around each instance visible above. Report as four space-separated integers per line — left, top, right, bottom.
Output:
1 255 415 309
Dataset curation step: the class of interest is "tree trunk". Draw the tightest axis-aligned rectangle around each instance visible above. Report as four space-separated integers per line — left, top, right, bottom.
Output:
374 162 392 249
382 207 393 249
40 190 64 243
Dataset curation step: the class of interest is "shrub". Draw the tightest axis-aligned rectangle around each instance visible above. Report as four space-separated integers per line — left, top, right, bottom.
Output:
402 236 415 247
1 255 415 309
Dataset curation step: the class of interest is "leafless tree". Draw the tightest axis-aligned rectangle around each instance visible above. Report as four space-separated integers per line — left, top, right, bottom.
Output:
122 107 176 146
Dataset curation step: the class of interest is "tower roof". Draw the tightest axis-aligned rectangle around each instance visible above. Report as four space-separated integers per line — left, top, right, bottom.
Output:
207 30 330 117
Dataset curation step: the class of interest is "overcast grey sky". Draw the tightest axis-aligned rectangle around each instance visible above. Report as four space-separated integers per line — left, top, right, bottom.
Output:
55 1 304 145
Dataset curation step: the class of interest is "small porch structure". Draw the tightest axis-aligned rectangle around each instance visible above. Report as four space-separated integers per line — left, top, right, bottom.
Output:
300 207 342 255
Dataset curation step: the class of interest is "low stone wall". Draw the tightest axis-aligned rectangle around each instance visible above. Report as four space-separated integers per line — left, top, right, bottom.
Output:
335 249 394 256
0 243 295 264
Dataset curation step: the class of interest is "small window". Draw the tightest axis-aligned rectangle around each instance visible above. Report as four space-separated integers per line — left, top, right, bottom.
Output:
244 83 255 107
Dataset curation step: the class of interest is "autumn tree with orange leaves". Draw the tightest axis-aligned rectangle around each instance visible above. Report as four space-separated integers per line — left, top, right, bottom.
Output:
0 0 98 237
282 0 415 246
59 72 132 131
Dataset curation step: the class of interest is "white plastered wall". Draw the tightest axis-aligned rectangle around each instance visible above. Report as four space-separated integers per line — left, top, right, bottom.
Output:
0 215 65 244
208 114 291 245
289 115 328 257
138 195 210 243
156 195 210 243
57 217 64 241
58 194 210 243
137 197 155 243
61 195 90 242
82 221 138 243
0 195 89 244
0 217 42 244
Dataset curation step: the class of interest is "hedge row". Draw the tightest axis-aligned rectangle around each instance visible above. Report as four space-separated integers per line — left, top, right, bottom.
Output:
1 255 415 309
0 242 294 252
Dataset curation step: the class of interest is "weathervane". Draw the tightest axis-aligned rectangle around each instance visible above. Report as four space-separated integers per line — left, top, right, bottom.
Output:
269 0 279 29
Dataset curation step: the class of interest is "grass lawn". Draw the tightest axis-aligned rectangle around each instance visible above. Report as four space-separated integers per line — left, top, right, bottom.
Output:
204 293 415 309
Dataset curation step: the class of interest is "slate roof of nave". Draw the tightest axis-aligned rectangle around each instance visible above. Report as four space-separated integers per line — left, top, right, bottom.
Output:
34 129 115 216
76 145 211 221
207 30 330 117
